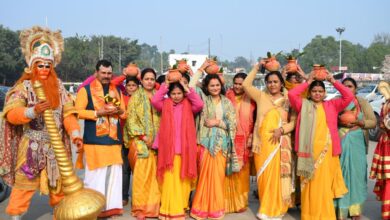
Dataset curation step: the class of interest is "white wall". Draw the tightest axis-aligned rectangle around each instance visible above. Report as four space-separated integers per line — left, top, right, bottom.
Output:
168 54 208 73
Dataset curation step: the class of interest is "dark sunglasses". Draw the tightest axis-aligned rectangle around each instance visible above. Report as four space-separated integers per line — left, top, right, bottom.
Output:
37 64 51 69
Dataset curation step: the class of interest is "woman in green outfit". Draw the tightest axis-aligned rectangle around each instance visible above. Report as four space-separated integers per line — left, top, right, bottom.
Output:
335 77 376 219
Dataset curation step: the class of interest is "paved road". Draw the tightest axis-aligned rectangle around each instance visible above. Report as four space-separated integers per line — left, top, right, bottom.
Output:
0 140 382 220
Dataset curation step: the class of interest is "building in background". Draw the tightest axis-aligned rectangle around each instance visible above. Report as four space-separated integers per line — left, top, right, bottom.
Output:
168 54 208 73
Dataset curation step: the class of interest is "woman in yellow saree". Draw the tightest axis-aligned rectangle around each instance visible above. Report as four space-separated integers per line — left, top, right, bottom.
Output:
242 62 296 219
288 71 354 220
126 68 161 220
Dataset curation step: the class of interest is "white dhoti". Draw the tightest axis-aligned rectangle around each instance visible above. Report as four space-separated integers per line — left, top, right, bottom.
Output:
84 164 123 211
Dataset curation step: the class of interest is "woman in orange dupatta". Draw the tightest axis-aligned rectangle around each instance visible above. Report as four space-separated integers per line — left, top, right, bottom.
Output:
224 72 256 213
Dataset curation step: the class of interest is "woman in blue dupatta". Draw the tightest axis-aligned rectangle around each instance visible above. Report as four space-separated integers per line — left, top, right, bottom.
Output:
335 77 376 219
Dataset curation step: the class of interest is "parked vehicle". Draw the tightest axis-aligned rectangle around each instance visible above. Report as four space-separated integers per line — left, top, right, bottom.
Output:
369 95 386 141
357 84 381 103
324 82 340 100
0 177 11 203
325 86 340 100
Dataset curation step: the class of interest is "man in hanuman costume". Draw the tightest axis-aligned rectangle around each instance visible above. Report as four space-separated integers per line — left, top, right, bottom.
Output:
0 26 83 219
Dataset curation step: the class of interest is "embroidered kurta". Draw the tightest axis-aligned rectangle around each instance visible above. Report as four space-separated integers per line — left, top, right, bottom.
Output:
0 79 80 216
0 79 79 192
75 80 126 170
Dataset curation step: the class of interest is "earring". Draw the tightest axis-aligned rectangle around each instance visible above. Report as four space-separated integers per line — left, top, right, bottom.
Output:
24 67 32 75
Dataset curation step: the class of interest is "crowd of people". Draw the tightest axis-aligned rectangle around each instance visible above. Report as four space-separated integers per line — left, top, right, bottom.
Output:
1 26 390 220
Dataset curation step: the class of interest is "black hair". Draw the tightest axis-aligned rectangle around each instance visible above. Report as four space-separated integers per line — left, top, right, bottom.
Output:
308 80 326 93
95 59 112 71
182 73 190 83
202 74 226 96
286 72 302 82
233 72 247 81
168 82 185 97
125 76 140 85
156 74 166 85
265 71 285 92
342 77 357 89
141 68 157 79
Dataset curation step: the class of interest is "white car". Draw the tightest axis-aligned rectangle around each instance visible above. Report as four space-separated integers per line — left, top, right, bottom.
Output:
357 84 381 103
369 95 386 141
324 82 340 100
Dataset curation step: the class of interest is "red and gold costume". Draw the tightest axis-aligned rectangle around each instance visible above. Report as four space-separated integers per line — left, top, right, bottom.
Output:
370 99 390 220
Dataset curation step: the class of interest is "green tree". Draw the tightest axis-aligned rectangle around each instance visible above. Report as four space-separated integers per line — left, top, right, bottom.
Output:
230 56 251 72
93 35 140 73
0 25 24 85
56 35 96 82
56 35 141 81
133 43 161 70
364 33 390 72
299 35 339 72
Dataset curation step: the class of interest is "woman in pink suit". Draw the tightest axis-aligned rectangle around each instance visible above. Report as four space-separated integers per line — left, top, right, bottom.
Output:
151 78 203 220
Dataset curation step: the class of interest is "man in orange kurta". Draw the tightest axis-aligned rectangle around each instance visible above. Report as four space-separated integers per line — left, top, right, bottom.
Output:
0 26 83 220
75 59 126 218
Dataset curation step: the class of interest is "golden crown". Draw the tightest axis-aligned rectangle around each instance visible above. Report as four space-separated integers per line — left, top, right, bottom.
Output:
19 26 64 67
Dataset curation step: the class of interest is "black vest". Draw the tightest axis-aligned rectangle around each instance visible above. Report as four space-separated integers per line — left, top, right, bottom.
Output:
83 84 123 145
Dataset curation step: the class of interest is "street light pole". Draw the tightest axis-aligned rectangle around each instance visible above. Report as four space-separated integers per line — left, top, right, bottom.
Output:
336 27 345 73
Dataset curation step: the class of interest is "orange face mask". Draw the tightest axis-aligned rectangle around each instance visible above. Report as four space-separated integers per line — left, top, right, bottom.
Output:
36 62 52 80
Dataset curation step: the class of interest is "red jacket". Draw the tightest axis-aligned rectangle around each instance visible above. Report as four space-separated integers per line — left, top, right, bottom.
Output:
288 81 354 156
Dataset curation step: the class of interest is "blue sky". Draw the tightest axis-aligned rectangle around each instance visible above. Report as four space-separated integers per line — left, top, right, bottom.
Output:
1 0 389 61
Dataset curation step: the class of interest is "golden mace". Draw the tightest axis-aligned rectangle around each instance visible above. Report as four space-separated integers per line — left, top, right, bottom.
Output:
33 81 105 220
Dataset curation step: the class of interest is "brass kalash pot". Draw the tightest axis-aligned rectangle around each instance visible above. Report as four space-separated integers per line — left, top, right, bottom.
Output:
33 81 105 220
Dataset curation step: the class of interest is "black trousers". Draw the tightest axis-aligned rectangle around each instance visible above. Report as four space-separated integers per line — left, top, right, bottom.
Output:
121 145 131 201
